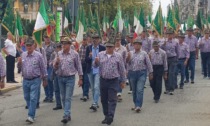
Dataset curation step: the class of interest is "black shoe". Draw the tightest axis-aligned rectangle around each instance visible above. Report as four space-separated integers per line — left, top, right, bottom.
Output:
25 106 28 109
43 98 48 102
184 80 189 83
169 92 174 95
106 117 113 125
53 106 62 110
48 99 53 103
90 105 97 111
155 99 159 103
83 96 88 102
12 80 18 83
61 118 68 124
191 81 194 84
7 81 14 83
36 103 40 109
164 91 169 94
101 117 107 124
180 86 183 89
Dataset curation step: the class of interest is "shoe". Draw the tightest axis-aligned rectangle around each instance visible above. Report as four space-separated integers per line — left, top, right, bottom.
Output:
36 103 40 109
128 91 132 94
61 118 68 124
106 117 113 125
53 106 62 110
117 95 122 102
101 117 107 124
48 99 53 103
83 96 88 102
25 106 28 109
131 107 135 111
43 98 49 102
126 82 129 85
191 81 194 84
144 86 146 88
12 80 18 83
90 105 97 111
7 81 14 83
169 92 174 95
135 107 141 113
180 86 183 89
154 99 159 103
80 97 85 100
26 117 35 123
164 91 169 94
184 80 189 83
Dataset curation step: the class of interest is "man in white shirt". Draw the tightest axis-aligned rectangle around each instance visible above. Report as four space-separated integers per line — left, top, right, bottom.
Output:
2 32 18 83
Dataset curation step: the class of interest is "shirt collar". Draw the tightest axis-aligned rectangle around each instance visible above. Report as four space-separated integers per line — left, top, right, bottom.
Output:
105 51 115 57
27 51 35 57
62 49 71 54
92 45 99 49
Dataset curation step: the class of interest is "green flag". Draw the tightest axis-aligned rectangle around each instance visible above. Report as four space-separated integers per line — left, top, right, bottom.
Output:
167 6 176 30
16 11 23 37
139 7 146 28
0 0 8 23
2 0 15 35
196 9 202 30
33 0 49 46
153 4 163 37
76 5 86 43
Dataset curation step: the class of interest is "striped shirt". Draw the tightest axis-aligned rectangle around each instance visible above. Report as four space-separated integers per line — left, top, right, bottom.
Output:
21 51 47 79
184 35 198 52
198 37 210 53
79 44 88 64
55 49 83 76
160 39 179 58
127 50 153 73
178 42 190 59
149 48 168 71
96 51 126 81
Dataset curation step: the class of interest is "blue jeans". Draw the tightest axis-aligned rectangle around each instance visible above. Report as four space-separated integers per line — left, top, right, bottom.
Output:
58 75 75 117
175 59 186 87
129 70 147 108
88 73 100 105
44 67 54 100
54 75 62 107
23 78 41 119
82 67 90 97
185 52 196 81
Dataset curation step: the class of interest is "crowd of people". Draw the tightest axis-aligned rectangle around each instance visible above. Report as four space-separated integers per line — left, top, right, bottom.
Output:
0 26 209 125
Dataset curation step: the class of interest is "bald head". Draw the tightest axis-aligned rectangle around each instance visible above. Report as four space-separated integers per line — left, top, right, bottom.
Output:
7 32 13 40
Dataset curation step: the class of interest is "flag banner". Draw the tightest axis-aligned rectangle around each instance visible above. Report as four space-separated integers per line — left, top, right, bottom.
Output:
33 0 49 46
0 0 8 23
2 0 15 36
16 11 24 37
55 11 62 42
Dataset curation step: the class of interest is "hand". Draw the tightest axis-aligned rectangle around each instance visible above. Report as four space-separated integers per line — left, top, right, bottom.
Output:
95 57 99 64
0 82 5 89
120 82 126 89
78 79 83 87
42 79 48 87
56 57 60 64
149 73 153 80
126 52 131 61
89 52 92 57
164 73 168 80
196 55 198 60
184 60 188 66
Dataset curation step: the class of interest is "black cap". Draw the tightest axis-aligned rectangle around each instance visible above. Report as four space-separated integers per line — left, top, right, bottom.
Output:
92 32 100 38
61 37 72 44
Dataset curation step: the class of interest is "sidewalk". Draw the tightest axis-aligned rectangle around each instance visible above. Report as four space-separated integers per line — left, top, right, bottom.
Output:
0 72 22 95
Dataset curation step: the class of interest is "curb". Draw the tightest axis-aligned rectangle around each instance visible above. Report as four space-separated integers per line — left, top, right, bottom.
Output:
0 85 21 95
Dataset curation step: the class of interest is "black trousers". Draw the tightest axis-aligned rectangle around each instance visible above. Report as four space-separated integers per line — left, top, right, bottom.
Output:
201 52 210 77
100 77 118 118
150 65 164 100
6 55 15 82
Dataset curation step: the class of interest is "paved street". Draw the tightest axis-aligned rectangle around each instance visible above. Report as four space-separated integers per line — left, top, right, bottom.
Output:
0 59 210 126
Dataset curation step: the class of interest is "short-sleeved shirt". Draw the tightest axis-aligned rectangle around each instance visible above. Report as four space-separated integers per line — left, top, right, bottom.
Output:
4 39 16 57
